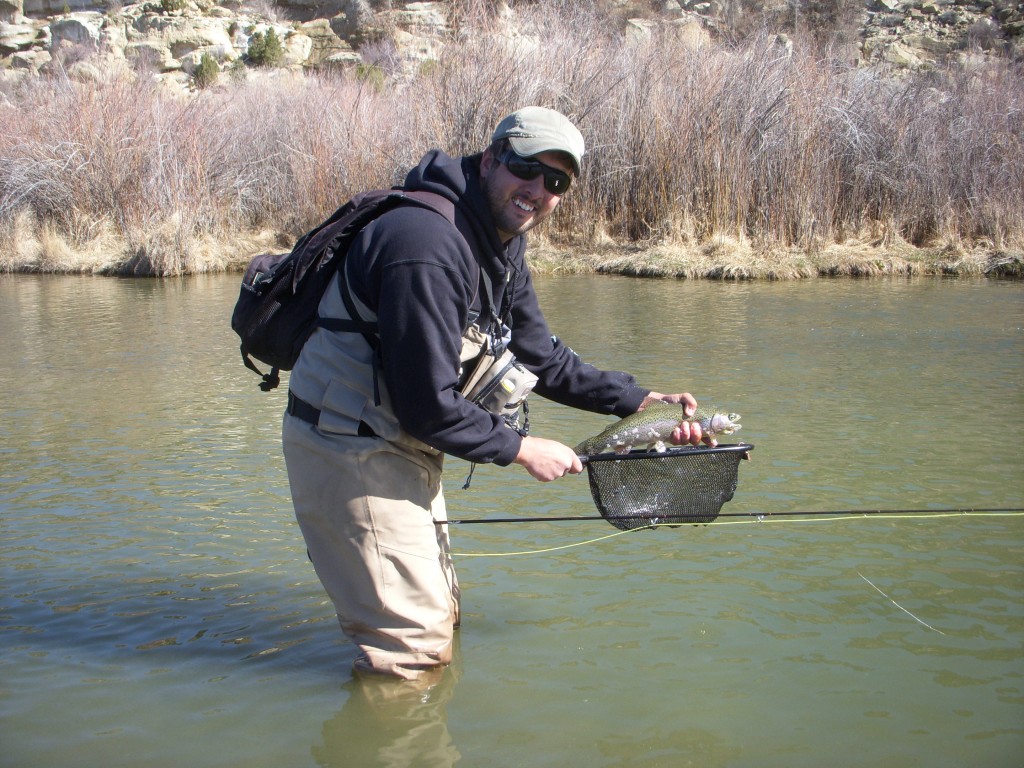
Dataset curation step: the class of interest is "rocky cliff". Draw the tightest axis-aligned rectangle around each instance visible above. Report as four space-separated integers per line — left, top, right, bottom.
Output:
1 0 1021 93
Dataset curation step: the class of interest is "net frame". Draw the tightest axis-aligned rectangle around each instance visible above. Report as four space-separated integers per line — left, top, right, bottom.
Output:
583 443 754 530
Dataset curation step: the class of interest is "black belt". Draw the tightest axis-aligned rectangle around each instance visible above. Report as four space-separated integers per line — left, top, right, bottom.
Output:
287 390 322 425
287 391 376 437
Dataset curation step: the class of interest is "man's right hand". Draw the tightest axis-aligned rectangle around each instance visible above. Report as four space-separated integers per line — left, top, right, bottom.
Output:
513 436 584 482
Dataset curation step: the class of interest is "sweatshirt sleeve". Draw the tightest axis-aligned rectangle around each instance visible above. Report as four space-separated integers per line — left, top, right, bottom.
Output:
506 265 649 416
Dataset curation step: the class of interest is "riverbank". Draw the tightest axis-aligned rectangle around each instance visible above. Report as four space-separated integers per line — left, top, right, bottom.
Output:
2 225 1020 279
526 239 1024 279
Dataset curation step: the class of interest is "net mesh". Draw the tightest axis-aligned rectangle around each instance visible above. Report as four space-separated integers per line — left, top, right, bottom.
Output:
584 444 753 530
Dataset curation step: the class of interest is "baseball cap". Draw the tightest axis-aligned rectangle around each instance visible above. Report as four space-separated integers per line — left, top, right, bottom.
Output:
491 107 585 176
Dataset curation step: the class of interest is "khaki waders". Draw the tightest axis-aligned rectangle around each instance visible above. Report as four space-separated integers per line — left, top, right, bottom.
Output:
283 413 460 680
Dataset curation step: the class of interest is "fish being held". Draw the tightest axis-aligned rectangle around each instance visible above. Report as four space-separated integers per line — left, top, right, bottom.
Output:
574 401 741 455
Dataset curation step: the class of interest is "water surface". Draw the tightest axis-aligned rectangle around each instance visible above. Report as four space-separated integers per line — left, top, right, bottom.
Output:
1 274 1021 767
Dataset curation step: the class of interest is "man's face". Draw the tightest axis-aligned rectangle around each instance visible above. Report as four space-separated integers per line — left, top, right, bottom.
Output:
480 148 574 242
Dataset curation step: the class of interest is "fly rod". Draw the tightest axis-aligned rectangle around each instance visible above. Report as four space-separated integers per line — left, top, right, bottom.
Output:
434 507 1024 525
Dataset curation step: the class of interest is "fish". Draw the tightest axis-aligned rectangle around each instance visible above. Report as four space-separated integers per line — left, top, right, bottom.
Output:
574 401 741 455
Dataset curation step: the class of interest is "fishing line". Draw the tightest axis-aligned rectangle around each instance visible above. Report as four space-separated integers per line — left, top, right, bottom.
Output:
439 507 1024 526
450 508 1024 558
857 571 947 636
455 527 640 557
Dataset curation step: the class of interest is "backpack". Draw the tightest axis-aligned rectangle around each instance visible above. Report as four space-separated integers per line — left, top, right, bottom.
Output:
231 188 454 391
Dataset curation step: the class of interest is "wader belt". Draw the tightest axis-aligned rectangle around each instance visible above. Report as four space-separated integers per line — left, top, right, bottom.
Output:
287 390 376 437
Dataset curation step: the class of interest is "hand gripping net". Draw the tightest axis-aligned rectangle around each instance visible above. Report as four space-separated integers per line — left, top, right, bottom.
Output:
583 444 754 530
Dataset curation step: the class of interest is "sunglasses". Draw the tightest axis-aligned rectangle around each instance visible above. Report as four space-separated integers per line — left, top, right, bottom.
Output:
498 149 573 195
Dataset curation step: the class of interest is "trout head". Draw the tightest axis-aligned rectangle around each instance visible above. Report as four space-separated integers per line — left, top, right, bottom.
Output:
707 412 741 435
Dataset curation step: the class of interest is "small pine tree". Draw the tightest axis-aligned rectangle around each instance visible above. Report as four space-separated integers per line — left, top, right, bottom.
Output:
193 53 219 89
247 28 285 68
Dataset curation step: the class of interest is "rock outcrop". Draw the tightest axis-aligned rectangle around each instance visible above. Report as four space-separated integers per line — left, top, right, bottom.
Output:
0 0 447 88
0 0 1021 92
859 0 1023 66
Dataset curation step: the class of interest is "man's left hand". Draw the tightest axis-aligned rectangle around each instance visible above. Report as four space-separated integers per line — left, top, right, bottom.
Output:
641 391 717 447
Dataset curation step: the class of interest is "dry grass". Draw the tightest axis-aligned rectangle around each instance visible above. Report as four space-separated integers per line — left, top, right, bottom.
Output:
526 233 1009 279
0 0 1022 278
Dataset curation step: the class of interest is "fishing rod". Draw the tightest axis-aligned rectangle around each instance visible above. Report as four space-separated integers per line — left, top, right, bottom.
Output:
449 442 1022 527
434 507 1024 525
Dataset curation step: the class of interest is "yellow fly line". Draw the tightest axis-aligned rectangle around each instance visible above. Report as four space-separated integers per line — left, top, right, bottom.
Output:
452 509 1024 558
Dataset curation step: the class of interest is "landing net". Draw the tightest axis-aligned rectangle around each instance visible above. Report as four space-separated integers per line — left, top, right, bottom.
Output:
583 444 754 530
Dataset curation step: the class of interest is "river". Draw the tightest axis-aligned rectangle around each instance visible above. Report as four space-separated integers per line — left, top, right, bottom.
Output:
1 273 1022 767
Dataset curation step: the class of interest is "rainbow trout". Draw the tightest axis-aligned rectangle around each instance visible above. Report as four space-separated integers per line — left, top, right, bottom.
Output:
574 401 741 455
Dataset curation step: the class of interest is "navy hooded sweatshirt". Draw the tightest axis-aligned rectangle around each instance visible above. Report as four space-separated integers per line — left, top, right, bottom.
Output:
343 149 649 466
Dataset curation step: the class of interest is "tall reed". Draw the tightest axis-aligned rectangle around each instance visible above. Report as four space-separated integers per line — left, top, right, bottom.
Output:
0 0 1020 275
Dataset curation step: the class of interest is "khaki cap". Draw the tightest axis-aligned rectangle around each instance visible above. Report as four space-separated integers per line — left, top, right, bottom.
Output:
491 107 585 176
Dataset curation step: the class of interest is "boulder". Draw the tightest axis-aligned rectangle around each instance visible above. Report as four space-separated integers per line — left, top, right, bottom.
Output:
0 21 38 53
125 39 177 70
10 45 48 67
129 12 234 52
282 30 312 66
392 1 447 35
49 12 104 51
331 0 377 45
0 0 23 24
147 16 236 65
875 13 906 27
996 4 1014 23
297 17 355 67
99 19 127 55
903 33 956 54
883 40 924 66
670 18 710 48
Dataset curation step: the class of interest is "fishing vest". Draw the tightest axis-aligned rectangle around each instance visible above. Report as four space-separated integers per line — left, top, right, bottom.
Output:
287 256 443 453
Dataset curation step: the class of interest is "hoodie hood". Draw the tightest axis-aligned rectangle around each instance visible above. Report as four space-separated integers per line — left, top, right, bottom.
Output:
402 149 527 292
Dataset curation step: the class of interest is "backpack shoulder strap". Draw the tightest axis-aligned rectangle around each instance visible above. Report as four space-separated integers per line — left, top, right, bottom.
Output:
320 188 458 337
322 189 463 406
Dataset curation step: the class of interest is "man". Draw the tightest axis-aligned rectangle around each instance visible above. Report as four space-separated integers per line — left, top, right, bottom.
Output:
282 107 713 680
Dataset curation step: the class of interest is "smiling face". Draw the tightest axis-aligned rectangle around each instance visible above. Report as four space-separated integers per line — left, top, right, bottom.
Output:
479 146 574 243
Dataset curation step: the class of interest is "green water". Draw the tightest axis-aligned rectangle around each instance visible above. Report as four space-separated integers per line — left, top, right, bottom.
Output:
1 273 1022 767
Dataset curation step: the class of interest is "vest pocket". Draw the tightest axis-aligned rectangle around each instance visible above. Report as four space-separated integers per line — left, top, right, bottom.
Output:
317 377 369 435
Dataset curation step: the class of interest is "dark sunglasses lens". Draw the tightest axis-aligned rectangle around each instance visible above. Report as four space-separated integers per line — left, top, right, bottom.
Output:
506 159 542 181
543 170 570 195
505 157 572 195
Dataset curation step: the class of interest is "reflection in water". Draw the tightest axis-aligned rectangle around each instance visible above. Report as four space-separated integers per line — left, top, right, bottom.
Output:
315 656 461 768
1 274 1022 768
